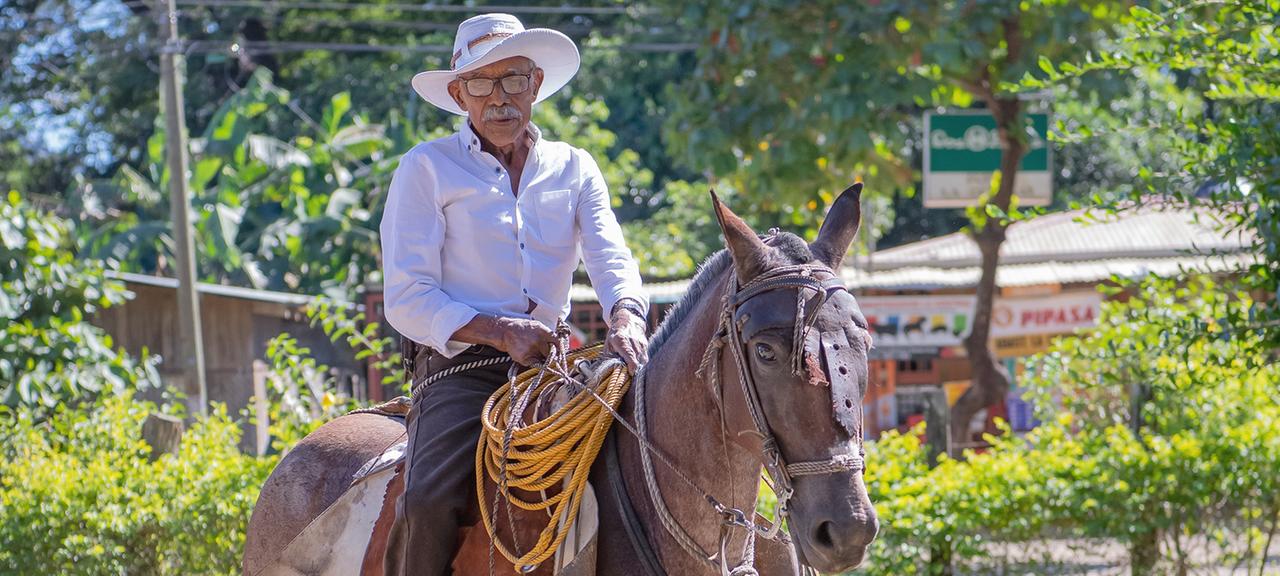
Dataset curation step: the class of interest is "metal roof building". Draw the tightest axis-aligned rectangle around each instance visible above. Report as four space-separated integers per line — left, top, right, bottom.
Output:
573 202 1256 302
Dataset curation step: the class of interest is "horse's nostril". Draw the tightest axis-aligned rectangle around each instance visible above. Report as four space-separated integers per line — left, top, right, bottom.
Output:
815 520 836 549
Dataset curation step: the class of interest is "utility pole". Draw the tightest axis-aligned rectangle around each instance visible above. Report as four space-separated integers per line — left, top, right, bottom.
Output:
157 0 208 415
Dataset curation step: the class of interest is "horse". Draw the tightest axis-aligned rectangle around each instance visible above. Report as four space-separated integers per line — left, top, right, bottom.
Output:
242 183 879 575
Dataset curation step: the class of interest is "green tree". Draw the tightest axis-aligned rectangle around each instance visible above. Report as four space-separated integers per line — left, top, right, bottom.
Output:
0 0 159 194
0 0 675 199
658 0 1122 442
1024 0 1279 351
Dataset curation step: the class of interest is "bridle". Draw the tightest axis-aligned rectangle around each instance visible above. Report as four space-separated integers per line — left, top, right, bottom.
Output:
634 250 868 575
718 261 867 519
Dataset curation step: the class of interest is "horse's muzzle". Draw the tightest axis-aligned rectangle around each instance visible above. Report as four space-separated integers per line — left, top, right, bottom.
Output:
788 476 879 573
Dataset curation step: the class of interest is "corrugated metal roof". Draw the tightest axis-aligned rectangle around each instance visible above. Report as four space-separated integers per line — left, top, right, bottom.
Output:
109 271 317 306
867 203 1252 270
844 254 1256 290
570 279 690 304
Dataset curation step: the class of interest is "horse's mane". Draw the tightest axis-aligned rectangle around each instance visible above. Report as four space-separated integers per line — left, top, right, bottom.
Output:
647 232 813 358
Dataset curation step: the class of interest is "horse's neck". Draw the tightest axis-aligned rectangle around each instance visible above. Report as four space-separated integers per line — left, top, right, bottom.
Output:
639 268 764 572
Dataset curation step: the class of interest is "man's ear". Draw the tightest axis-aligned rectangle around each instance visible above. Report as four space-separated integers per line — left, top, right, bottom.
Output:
531 67 545 99
447 80 467 111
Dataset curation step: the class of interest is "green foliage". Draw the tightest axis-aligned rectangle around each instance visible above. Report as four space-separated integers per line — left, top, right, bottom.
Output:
261 332 354 452
74 70 396 298
306 298 403 390
260 297 401 452
75 73 723 285
0 191 157 419
852 278 1280 575
1025 0 1280 350
0 392 276 575
0 0 159 195
622 179 724 278
657 1 1119 215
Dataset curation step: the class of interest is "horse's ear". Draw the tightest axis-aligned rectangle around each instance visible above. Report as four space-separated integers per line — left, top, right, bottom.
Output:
711 189 769 282
809 182 863 269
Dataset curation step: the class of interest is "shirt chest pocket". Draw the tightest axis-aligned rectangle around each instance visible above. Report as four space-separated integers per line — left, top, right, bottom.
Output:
531 189 575 247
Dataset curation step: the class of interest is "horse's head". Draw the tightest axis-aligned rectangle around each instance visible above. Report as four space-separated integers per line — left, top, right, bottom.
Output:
710 183 878 572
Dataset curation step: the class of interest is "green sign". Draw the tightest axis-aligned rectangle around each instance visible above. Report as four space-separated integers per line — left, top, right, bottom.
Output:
923 111 1052 208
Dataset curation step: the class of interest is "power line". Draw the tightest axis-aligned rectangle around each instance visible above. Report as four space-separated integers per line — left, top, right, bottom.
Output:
196 40 451 54
258 15 608 34
185 39 696 55
171 0 637 16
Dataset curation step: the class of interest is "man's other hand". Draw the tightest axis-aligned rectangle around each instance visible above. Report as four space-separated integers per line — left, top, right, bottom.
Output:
495 318 556 366
606 309 649 374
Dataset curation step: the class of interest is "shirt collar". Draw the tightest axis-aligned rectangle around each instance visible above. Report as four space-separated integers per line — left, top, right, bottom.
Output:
460 119 542 157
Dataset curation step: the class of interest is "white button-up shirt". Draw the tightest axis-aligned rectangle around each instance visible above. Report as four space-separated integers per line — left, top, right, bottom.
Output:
381 121 647 357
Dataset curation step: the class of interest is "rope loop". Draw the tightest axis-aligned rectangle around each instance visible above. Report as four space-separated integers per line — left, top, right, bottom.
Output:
476 342 630 572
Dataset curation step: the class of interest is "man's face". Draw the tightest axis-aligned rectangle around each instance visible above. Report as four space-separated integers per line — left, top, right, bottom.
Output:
448 56 544 148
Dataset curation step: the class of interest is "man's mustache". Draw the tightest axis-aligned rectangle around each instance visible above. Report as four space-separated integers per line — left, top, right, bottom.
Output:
483 105 521 121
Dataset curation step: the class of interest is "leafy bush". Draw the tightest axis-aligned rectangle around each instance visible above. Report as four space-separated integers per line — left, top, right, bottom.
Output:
0 191 157 420
0 392 276 575
852 277 1280 575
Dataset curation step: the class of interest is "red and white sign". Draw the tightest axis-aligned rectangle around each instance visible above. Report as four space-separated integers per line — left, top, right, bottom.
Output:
859 291 1102 349
991 291 1100 337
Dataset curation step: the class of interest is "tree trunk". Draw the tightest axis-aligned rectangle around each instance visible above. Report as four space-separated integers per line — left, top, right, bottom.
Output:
949 94 1025 447
1130 528 1160 576
141 412 184 461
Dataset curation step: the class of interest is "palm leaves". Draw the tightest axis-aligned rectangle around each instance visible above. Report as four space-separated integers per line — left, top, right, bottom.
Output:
74 69 395 297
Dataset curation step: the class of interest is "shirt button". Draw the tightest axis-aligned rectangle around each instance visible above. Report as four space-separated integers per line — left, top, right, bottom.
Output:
494 167 501 174
522 288 528 294
519 242 525 249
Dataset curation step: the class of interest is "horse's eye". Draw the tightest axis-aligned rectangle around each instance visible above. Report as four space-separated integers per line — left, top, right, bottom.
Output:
755 343 777 363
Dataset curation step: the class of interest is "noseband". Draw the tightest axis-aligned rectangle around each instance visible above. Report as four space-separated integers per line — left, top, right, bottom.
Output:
637 256 868 575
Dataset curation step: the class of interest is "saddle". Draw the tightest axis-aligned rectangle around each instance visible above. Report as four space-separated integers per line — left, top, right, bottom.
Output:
258 395 600 576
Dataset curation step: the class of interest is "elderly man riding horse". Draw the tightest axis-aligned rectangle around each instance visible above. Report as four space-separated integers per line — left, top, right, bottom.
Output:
379 13 650 576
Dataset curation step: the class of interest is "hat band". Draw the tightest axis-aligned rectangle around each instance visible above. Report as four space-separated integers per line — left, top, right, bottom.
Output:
451 32 515 69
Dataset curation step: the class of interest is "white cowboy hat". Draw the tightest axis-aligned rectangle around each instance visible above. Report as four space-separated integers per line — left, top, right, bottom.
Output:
411 13 580 116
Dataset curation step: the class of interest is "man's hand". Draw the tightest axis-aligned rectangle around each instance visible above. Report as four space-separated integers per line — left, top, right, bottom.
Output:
494 317 557 366
606 308 649 374
455 315 556 366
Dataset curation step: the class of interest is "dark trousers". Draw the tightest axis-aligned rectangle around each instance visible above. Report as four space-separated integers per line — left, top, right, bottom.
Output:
385 345 512 576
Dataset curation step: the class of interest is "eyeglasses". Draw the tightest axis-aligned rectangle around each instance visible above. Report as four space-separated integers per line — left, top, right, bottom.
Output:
460 73 532 97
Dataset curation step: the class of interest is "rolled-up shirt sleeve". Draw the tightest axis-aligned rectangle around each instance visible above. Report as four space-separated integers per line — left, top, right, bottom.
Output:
380 148 479 356
573 149 648 320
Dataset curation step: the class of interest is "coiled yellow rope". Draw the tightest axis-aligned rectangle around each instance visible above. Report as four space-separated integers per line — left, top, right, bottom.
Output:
475 343 630 571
